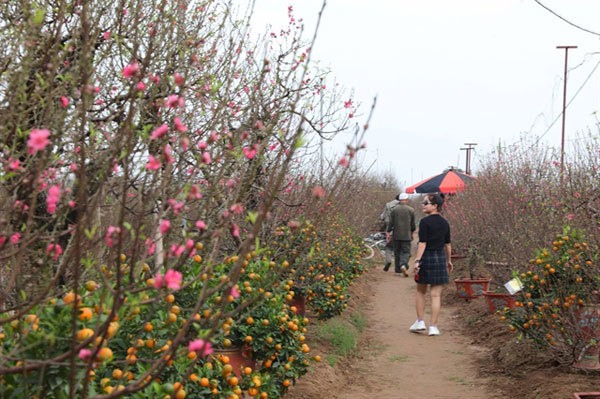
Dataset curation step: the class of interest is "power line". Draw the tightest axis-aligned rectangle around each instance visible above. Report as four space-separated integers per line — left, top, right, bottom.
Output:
533 0 600 37
521 52 600 138
527 57 600 150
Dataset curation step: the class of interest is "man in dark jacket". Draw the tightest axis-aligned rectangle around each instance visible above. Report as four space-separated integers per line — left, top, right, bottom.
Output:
386 193 416 276
381 193 401 271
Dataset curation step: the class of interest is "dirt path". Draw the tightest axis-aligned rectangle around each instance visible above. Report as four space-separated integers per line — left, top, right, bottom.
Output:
337 265 500 399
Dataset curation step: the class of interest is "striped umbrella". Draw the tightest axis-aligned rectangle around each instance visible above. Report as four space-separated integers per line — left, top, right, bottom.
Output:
405 169 475 194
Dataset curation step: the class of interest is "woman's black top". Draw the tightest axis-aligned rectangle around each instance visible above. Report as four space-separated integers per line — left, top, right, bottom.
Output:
418 214 450 251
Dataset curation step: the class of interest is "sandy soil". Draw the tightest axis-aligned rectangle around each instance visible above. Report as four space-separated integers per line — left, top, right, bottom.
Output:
288 254 600 399
288 260 502 399
333 267 500 399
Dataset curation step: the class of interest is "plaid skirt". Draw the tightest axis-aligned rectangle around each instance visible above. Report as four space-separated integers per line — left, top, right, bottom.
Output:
418 249 449 285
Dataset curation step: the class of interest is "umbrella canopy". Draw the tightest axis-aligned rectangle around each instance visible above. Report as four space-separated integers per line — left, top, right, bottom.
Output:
406 169 475 194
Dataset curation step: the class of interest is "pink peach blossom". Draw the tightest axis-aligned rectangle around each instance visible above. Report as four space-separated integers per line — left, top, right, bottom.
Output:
312 186 325 198
27 129 50 154
195 220 207 230
165 95 182 108
150 124 169 140
122 62 139 78
230 203 244 214
174 117 187 132
169 244 185 257
164 144 174 164
10 233 21 244
174 73 184 86
243 147 257 159
78 349 92 360
160 219 171 235
146 155 161 170
231 286 240 298
46 243 63 260
46 185 61 213
165 269 182 290
153 273 164 289
188 339 213 356
105 226 120 247
8 159 20 171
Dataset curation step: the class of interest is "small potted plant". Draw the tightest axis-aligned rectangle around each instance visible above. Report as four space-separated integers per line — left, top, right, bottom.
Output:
453 249 491 300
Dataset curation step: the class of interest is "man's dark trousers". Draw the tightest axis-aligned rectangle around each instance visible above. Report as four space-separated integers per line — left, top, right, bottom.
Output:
393 240 411 273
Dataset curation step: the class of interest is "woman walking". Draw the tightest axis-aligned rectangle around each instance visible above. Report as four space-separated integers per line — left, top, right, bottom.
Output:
409 194 453 336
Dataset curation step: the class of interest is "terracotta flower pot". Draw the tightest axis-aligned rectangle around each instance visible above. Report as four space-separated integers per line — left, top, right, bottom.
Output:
482 291 516 314
573 393 600 399
572 303 600 371
454 278 491 300
212 345 256 376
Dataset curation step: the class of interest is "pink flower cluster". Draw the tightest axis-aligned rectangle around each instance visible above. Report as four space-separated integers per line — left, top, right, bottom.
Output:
27 129 50 154
46 185 61 214
146 155 161 170
122 62 140 78
154 269 183 290
188 339 213 357
46 243 63 260
105 226 121 247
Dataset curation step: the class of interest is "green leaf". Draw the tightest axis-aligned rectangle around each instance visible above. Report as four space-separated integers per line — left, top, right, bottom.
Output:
20 290 27 300
294 134 306 149
35 72 45 86
31 7 46 25
84 224 97 239
246 211 258 224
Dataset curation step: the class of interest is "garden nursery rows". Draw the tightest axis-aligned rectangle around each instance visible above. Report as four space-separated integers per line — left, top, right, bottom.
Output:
1 0 600 398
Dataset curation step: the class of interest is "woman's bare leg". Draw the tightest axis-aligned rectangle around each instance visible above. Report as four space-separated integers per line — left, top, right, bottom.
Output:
430 284 443 325
416 283 428 320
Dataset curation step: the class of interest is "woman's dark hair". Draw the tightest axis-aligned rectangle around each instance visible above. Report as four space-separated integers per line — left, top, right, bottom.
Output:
426 193 445 211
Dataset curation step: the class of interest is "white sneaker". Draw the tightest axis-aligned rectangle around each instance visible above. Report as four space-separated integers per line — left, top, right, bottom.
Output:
409 320 426 332
428 326 440 336
400 265 409 277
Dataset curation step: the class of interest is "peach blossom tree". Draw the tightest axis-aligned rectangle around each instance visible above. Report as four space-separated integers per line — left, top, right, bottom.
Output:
0 1 368 397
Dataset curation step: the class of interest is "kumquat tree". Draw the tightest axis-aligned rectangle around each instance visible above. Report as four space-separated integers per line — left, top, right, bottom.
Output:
503 227 600 365
0 1 378 398
445 133 600 369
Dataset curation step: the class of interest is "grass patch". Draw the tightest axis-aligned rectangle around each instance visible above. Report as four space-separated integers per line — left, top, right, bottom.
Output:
316 319 358 356
448 376 471 386
348 310 367 333
388 355 409 362
325 354 337 367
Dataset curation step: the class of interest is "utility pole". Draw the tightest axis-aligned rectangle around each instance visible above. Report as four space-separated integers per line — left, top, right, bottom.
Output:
459 143 477 175
557 45 577 181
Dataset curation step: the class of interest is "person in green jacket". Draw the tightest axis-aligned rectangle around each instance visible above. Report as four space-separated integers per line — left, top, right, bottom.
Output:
386 193 416 276
381 193 401 271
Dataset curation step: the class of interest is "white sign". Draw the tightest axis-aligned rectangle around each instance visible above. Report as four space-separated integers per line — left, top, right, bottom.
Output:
504 277 523 295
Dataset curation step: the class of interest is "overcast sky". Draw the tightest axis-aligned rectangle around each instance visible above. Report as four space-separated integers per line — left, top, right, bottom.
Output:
250 0 600 189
